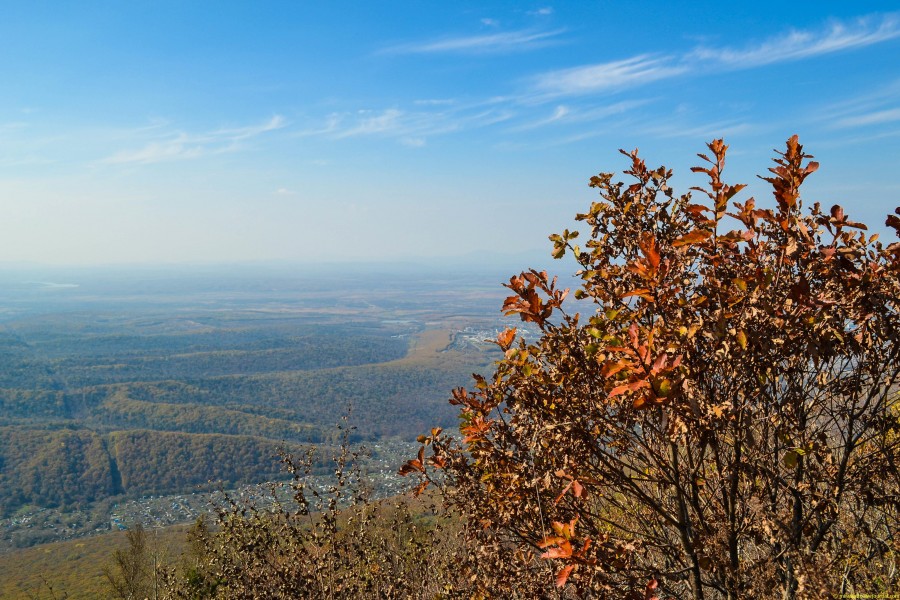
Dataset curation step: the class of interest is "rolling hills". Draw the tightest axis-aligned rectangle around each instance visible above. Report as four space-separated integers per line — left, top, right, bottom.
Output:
0 267 514 552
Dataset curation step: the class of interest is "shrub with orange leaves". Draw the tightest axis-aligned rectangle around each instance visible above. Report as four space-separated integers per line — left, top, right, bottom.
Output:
404 137 900 599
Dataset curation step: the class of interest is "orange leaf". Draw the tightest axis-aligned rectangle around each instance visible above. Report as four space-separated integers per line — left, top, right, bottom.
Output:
628 322 640 347
609 379 650 398
605 345 635 356
640 232 660 268
537 535 567 549
601 360 630 378
542 546 573 560
556 564 576 588
412 480 429 496
551 518 578 539
685 204 710 217
673 230 709 247
551 521 566 537
571 480 585 498
398 459 425 476
496 328 516 350
620 288 655 301
553 481 574 505
645 577 660 600
650 352 667 375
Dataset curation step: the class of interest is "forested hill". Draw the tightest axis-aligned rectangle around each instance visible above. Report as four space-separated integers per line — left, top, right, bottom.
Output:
0 268 512 548
0 426 299 516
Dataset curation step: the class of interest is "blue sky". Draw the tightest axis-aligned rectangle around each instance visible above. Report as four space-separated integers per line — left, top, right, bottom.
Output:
1 1 899 266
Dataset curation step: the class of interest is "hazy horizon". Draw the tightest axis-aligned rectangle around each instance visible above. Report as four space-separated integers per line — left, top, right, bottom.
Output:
0 247 568 274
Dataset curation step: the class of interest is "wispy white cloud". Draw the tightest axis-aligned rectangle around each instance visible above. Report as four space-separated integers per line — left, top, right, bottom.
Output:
414 98 456 106
210 115 286 141
528 7 554 16
502 104 569 133
531 115 754 149
293 90 647 147
300 104 514 146
103 138 204 164
381 28 564 55
242 15 898 152
509 99 651 132
481 18 499 27
530 13 900 99
293 114 343 137
640 119 755 140
102 115 286 165
816 127 900 147
836 107 900 128
548 105 569 121
690 13 900 68
334 109 404 138
815 79 900 131
533 55 687 97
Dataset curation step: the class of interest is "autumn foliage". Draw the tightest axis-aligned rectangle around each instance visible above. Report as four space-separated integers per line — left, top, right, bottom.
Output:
404 137 900 598
159 426 466 599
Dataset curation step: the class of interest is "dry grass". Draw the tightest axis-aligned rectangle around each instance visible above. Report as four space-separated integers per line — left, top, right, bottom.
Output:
386 328 455 367
0 524 191 599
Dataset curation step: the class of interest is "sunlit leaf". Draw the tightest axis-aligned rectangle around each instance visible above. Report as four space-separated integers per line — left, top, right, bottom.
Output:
673 230 709 247
555 564 575 588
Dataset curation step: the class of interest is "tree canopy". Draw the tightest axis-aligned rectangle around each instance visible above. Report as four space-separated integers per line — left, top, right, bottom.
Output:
404 136 900 599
